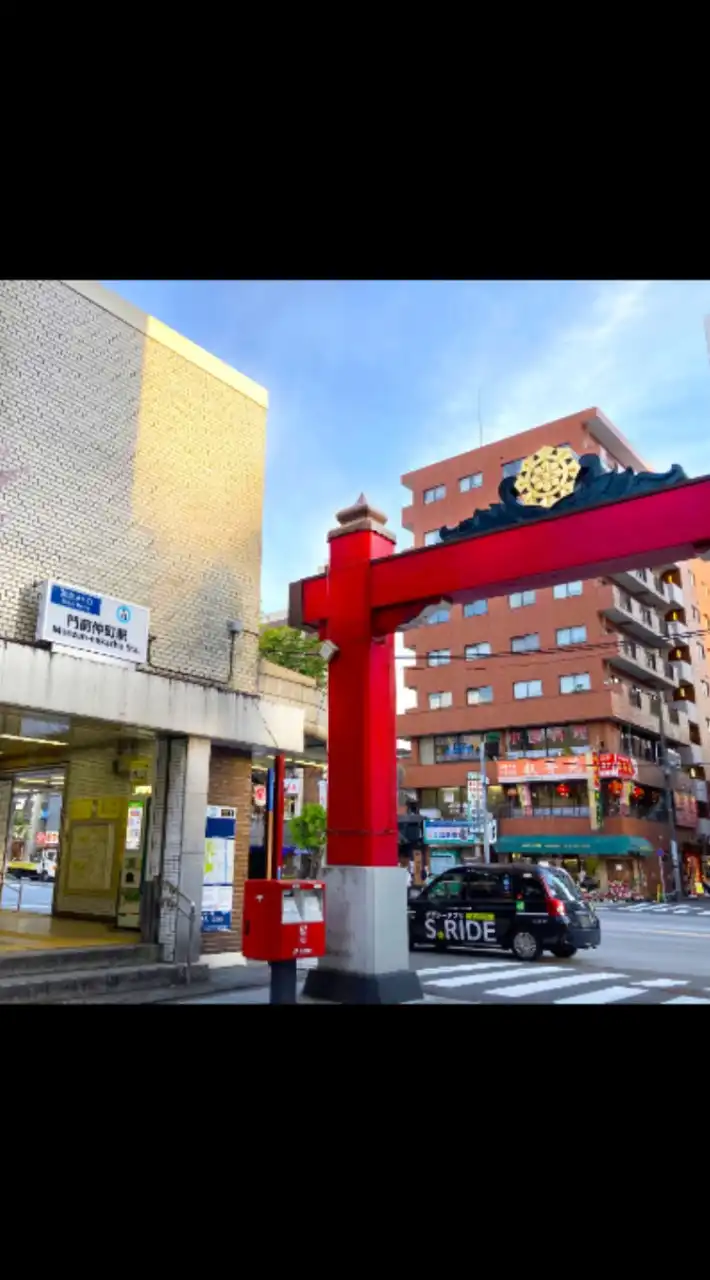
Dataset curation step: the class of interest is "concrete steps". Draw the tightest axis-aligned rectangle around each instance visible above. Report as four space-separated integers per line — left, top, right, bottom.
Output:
0 945 210 1004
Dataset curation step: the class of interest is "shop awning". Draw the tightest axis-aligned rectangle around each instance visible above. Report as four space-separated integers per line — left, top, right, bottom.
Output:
494 835 656 858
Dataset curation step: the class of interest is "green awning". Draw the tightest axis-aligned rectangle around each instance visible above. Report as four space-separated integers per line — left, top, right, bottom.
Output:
494 835 655 858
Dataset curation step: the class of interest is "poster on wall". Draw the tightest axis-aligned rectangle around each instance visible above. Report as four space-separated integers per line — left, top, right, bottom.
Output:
202 806 236 933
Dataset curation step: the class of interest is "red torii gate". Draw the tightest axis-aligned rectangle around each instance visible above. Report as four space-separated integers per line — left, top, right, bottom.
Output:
289 454 710 1003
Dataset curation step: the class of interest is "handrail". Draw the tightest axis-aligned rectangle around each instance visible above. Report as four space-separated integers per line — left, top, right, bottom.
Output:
1 875 25 912
161 878 197 984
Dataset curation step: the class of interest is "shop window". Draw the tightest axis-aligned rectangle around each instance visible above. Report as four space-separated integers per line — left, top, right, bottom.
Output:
560 673 591 694
557 625 587 646
429 691 452 710
466 642 491 659
514 680 543 699
467 686 493 705
434 734 478 763
554 581 583 599
509 590 536 609
511 633 539 653
424 529 442 546
464 599 488 617
424 484 446 504
459 472 483 492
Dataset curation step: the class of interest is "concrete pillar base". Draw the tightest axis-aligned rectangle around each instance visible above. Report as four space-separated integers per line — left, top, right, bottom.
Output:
302 865 422 1004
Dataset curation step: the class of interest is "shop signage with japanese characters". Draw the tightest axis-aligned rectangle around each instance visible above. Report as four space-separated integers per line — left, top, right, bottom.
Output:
36 580 150 665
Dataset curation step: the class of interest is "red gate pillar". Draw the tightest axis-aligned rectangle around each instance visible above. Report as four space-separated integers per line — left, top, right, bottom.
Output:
303 496 422 1004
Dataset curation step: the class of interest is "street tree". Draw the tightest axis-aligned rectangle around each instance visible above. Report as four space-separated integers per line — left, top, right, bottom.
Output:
289 803 327 878
259 625 327 688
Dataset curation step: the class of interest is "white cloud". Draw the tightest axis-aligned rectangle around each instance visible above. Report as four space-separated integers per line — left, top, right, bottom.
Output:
426 280 710 474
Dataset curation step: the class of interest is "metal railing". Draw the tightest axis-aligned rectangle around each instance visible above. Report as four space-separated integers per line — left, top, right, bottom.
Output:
1 875 26 911
161 879 197 984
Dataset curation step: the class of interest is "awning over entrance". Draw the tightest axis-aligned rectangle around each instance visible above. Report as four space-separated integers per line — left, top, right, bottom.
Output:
494 835 655 858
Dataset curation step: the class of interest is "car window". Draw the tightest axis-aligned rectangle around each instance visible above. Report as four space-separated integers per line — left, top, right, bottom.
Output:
466 870 511 900
540 867 582 902
424 871 466 902
513 871 547 905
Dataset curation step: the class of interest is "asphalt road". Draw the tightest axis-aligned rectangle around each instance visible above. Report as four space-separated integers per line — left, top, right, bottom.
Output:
177 909 710 1005
1 881 53 913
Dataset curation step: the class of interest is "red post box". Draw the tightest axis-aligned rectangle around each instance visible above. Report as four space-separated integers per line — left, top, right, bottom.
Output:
242 879 326 962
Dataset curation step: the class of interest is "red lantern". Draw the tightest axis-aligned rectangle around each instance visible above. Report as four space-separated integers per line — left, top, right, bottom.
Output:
556 783 570 797
632 785 644 800
609 780 623 796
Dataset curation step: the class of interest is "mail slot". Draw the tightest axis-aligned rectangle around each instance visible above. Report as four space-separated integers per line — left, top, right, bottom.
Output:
242 879 326 962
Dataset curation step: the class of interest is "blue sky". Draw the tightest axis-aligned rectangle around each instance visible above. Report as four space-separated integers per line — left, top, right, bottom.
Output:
104 280 710 614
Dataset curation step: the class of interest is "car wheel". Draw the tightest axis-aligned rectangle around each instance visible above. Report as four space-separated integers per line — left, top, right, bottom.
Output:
550 944 577 959
511 930 543 962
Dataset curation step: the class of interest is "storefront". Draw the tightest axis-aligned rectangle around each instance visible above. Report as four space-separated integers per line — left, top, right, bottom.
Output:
423 818 484 876
494 834 656 894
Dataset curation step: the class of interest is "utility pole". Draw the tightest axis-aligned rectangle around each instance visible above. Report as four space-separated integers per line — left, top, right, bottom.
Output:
479 738 491 864
657 693 683 898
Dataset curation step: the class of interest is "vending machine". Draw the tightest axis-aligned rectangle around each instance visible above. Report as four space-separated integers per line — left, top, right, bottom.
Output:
117 797 149 930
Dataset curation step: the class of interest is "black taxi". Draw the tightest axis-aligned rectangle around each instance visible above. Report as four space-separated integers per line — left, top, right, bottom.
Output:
408 862 601 962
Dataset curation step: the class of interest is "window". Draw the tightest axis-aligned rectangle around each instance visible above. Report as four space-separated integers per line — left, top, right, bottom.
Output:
560 673 591 694
557 625 587 646
511 633 540 653
428 649 451 667
466 641 492 659
467 686 493 705
466 870 510 900
553 581 583 599
428 691 452 710
539 866 583 903
514 680 543 700
698 642 706 661
424 529 442 546
464 599 488 617
509 590 536 609
424 870 466 902
424 484 446 504
426 607 450 625
434 733 490 763
459 472 483 493
692 605 700 622
689 569 696 586
702 680 710 698
502 458 523 478
514 871 547 906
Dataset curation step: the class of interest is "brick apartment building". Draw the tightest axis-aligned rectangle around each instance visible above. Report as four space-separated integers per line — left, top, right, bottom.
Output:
397 408 710 896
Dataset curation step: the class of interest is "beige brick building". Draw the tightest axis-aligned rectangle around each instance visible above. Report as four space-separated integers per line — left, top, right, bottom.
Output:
0 280 304 963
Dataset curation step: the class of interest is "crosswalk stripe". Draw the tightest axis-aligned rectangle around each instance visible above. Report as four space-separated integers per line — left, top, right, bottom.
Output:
487 971 625 999
556 985 645 1005
672 908 690 914
416 962 504 977
426 966 565 989
664 995 710 1005
632 978 689 989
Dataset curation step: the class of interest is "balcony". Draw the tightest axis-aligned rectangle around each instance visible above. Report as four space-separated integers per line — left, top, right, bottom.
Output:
608 640 674 689
603 588 670 648
611 568 668 608
672 660 694 685
666 618 690 642
681 743 704 767
665 581 684 609
611 690 691 745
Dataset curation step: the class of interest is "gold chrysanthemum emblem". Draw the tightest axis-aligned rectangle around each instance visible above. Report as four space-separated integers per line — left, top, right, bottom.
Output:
514 445 581 509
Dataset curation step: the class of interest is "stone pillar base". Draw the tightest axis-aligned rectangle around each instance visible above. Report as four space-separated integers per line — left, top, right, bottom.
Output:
302 865 422 1004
